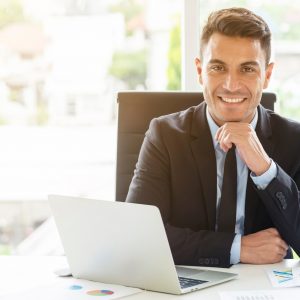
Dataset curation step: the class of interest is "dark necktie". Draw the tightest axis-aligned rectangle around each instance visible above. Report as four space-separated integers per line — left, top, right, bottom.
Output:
218 145 237 232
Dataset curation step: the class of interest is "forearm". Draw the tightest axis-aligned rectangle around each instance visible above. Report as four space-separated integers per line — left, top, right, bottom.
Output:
165 223 235 268
254 164 300 255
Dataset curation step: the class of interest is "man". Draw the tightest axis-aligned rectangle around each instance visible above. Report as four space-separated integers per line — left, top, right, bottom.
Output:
126 7 300 268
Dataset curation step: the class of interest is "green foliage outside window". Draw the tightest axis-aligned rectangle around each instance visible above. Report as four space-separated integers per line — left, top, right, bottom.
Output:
109 49 147 90
0 0 25 29
0 244 11 255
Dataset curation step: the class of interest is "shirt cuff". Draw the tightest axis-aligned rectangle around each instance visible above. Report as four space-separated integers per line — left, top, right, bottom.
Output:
250 159 277 190
230 234 241 265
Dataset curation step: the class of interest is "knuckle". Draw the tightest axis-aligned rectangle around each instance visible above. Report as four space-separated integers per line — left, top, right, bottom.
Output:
270 228 279 235
274 237 282 245
223 123 229 130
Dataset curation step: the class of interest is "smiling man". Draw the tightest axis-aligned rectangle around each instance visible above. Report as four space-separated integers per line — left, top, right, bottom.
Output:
126 8 300 267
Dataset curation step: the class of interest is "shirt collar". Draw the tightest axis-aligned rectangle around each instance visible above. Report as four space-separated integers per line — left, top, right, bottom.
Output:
206 107 258 149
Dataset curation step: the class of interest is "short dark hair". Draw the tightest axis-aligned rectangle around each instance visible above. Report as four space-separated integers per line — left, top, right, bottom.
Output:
200 7 271 65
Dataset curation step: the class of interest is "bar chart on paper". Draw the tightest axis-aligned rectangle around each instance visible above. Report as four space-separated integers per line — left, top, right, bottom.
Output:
267 267 300 288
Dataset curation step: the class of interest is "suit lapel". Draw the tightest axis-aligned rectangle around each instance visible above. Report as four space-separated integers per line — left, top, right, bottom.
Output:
256 105 274 157
244 105 274 233
189 104 274 233
190 102 217 230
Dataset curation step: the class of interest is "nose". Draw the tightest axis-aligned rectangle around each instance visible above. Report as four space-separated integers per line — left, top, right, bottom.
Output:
223 72 241 92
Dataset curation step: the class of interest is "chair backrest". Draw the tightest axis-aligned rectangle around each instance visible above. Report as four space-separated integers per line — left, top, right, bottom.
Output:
116 91 276 202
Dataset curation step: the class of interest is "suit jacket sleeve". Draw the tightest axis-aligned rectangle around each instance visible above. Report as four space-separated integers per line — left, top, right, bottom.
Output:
254 163 300 256
250 108 300 257
126 117 235 268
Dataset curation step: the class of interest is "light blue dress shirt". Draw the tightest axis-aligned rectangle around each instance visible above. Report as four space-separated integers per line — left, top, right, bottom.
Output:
206 108 277 264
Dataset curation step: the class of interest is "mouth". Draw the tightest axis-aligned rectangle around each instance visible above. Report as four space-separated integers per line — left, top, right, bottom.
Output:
218 96 247 104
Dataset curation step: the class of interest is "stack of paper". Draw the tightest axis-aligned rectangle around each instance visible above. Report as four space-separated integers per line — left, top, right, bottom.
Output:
1 278 143 300
220 266 300 300
220 289 300 300
267 266 300 288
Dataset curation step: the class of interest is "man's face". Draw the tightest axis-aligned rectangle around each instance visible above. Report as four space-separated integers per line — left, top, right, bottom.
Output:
195 33 274 126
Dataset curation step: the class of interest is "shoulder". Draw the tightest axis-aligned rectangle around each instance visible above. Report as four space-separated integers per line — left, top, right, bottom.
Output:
148 103 205 137
265 107 300 137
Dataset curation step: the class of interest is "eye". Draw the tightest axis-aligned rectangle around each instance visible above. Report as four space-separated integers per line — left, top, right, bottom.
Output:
242 66 255 73
210 65 225 72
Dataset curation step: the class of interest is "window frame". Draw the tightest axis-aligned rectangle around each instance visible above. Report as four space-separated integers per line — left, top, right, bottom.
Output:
182 0 200 91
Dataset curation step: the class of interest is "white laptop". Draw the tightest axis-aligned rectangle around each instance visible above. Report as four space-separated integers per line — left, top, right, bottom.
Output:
49 195 237 295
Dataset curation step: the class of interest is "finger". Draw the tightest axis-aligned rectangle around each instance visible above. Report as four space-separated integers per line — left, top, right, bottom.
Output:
219 132 234 152
215 124 231 143
215 129 228 152
276 246 287 258
215 127 222 141
274 253 285 263
279 240 289 251
269 230 289 250
281 249 288 258
223 133 234 148
219 141 230 152
216 128 228 148
273 236 289 252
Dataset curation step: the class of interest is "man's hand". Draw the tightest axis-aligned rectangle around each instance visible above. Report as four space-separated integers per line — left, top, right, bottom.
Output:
240 228 288 264
215 122 271 175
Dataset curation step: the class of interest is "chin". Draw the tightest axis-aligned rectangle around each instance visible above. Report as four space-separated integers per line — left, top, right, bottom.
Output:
218 114 244 123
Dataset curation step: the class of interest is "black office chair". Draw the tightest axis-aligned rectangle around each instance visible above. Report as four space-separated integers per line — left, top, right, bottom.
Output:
116 91 277 202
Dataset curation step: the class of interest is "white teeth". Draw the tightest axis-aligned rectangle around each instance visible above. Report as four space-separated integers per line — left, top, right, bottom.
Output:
221 97 244 103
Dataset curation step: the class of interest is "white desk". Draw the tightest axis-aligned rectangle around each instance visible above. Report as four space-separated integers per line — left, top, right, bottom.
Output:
0 256 299 299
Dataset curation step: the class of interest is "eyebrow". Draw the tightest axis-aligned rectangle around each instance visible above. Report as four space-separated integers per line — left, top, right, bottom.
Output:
208 59 225 65
207 59 260 67
241 61 260 67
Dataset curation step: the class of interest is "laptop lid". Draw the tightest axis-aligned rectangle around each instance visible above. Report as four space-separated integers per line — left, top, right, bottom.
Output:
49 195 237 294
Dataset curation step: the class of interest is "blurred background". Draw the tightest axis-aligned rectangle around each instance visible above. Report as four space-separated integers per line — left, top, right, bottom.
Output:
0 0 299 255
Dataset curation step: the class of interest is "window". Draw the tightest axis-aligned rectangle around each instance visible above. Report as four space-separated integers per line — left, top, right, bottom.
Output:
0 0 183 254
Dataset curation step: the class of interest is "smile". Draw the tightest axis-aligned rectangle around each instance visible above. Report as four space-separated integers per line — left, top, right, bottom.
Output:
219 97 246 103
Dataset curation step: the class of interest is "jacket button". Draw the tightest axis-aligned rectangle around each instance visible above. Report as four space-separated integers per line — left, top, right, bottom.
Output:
281 199 287 210
275 192 287 209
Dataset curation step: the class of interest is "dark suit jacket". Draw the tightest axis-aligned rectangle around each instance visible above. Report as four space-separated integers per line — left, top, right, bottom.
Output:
126 102 300 267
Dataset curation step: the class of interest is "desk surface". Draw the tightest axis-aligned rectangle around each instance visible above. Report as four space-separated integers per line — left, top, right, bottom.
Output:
0 256 299 299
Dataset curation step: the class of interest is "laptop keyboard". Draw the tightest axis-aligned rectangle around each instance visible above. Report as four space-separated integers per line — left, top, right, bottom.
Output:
178 277 208 289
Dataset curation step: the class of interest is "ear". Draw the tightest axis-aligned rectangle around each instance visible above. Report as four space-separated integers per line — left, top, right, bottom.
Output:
195 57 203 85
263 62 274 89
